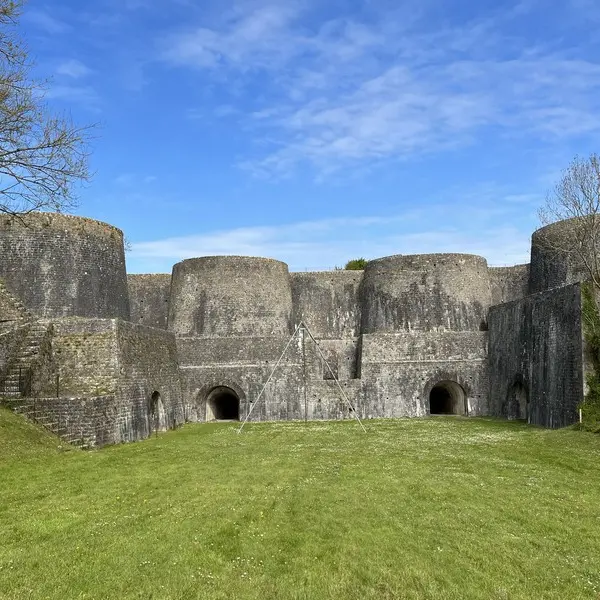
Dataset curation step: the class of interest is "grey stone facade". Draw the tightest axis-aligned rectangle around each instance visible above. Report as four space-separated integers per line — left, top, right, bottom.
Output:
0 213 592 447
0 213 130 320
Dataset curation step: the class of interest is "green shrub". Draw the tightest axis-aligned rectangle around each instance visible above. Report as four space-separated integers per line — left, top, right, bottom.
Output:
344 258 368 270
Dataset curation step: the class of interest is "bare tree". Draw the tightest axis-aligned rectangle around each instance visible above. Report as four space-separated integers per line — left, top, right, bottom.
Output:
0 0 91 216
539 153 600 292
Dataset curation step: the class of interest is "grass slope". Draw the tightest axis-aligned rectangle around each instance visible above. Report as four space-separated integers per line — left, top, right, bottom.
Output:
1 409 599 599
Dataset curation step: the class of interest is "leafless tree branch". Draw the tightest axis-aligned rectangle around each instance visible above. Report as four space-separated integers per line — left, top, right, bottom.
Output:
539 153 600 293
0 0 92 215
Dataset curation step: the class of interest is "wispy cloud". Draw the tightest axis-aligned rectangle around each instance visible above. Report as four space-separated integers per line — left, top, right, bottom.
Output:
130 195 537 273
45 84 100 109
114 173 157 186
57 59 92 79
163 2 304 69
23 9 70 34
161 0 600 177
246 59 600 176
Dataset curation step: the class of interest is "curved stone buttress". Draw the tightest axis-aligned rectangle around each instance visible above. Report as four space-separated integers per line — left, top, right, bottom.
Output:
168 256 295 422
529 218 590 294
358 254 492 418
169 256 292 337
0 212 130 320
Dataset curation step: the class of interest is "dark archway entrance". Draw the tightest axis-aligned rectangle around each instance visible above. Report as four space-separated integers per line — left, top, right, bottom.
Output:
429 381 467 415
206 386 240 421
506 381 529 421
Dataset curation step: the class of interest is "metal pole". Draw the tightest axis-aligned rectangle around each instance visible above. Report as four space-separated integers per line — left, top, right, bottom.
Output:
237 324 301 434
303 323 367 433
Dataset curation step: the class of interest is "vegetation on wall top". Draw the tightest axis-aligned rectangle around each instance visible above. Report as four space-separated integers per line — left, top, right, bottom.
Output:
344 258 368 270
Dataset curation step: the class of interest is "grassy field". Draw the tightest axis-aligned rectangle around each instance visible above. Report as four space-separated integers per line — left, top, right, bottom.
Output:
1 409 600 600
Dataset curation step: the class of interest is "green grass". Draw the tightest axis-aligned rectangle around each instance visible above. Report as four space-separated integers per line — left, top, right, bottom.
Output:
1 409 600 600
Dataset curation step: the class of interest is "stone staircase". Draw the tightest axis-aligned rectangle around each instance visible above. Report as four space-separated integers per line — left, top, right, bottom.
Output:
0 288 87 447
0 278 30 332
0 321 48 397
2 398 89 448
0 321 89 447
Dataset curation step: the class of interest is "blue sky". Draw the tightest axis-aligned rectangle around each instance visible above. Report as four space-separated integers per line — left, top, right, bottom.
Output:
21 0 600 273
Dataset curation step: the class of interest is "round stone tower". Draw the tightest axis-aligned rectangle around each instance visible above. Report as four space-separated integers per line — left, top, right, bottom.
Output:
168 256 293 336
0 212 130 319
360 253 492 333
529 218 589 294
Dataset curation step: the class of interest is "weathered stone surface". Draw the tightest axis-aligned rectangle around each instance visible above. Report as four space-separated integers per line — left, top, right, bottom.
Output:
361 254 492 333
291 271 362 338
169 256 293 337
128 274 171 330
489 264 530 305
529 218 589 294
22 317 185 446
0 211 592 444
0 213 130 320
488 284 583 428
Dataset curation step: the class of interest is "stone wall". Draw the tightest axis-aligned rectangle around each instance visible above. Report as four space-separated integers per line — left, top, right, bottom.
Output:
12 395 116 448
291 271 363 338
489 265 530 305
0 323 29 378
169 256 293 337
178 334 301 419
2 210 592 437
45 318 183 446
0 213 130 320
488 283 583 428
51 318 119 397
181 363 363 423
529 219 588 294
0 278 29 330
113 320 184 443
304 380 362 421
316 339 359 381
359 332 489 417
176 336 293 367
128 274 171 330
29 322 56 397
361 254 492 333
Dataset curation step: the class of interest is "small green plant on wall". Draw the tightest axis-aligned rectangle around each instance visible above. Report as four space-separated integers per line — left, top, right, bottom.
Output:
344 258 368 270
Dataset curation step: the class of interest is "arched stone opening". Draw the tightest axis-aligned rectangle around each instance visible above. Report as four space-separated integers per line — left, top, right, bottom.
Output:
506 381 529 421
206 386 240 421
149 391 167 432
429 380 467 415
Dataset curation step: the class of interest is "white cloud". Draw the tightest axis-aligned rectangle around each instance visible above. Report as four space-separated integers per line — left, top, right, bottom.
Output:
163 2 305 68
23 9 70 34
245 58 600 176
57 59 92 79
114 173 157 186
161 0 600 177
45 84 100 108
129 198 536 273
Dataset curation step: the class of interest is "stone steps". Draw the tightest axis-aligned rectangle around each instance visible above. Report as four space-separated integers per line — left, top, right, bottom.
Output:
0 322 78 445
1 398 81 445
0 280 31 326
1 321 92 449
0 321 48 397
